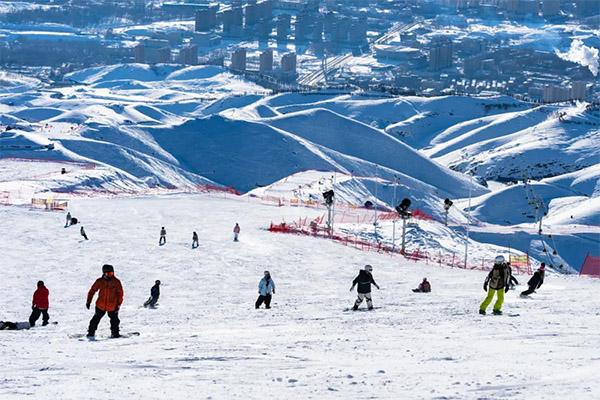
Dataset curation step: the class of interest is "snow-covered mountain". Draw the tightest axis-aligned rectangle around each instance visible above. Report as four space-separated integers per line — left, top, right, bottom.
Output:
0 64 597 272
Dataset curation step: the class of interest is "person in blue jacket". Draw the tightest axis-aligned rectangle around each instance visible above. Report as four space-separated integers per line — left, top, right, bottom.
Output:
255 271 276 309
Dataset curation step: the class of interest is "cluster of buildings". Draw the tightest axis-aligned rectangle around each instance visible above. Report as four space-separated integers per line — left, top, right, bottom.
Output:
0 0 597 101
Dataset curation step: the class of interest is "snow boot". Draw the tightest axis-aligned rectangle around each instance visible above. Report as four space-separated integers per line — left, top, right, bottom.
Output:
352 305 358 311
493 310 503 315
479 309 486 315
368 306 374 311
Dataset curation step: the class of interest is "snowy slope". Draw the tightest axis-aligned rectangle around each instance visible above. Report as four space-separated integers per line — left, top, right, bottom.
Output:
1 195 600 399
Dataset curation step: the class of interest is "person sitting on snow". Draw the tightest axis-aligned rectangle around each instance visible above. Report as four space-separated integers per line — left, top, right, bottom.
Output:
0 321 31 330
412 278 431 293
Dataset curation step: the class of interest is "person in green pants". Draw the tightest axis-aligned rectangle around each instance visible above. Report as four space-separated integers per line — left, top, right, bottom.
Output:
480 255 509 315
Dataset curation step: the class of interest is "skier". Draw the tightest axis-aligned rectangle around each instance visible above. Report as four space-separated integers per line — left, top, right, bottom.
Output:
233 223 241 242
86 264 124 338
505 262 519 291
65 211 72 227
29 280 50 327
479 255 509 315
159 227 166 245
192 231 199 249
255 271 275 309
144 280 161 308
80 226 88 240
521 263 545 297
412 278 431 293
350 265 380 310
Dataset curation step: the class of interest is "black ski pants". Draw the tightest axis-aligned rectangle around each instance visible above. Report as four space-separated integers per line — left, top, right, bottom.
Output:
29 307 49 326
255 294 272 309
521 285 537 296
88 307 120 336
159 236 166 245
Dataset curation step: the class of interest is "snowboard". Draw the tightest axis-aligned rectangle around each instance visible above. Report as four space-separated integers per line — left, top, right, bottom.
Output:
343 306 381 312
69 332 140 341
480 313 520 317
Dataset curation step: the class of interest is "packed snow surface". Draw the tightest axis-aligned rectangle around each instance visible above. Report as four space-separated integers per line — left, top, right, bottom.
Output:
1 195 600 399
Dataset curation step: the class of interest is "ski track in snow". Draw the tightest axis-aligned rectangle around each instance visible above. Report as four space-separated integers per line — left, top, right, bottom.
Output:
1 194 599 399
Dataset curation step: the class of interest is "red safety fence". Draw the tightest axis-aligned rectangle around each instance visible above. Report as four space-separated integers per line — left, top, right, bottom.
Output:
580 254 600 278
267 221 533 275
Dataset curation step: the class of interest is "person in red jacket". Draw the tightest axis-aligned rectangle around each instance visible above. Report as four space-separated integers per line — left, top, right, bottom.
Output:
29 281 50 327
86 264 124 338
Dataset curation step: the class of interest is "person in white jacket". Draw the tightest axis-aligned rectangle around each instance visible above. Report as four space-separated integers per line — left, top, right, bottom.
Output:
255 271 275 309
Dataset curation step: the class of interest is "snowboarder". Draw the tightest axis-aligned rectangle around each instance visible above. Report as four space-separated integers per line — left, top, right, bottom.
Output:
80 226 88 240
159 227 166 245
86 264 124 338
505 262 519 291
29 280 50 327
192 231 199 249
480 255 509 315
412 278 431 293
521 263 545 297
233 223 240 242
255 271 275 309
65 211 72 227
144 280 160 308
350 265 380 310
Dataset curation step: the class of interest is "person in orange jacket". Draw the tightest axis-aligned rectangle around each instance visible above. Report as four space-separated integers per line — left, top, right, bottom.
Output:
86 264 124 338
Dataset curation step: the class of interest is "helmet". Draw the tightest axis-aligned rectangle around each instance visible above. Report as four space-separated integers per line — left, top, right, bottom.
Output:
155 280 161 285
102 264 114 273
365 265 373 272
539 264 546 271
264 270 270 276
37 280 44 287
494 255 505 264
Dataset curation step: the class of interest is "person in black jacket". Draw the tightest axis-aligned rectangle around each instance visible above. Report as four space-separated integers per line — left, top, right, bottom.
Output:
521 264 546 297
192 231 199 249
350 265 380 310
505 262 519 291
144 280 161 308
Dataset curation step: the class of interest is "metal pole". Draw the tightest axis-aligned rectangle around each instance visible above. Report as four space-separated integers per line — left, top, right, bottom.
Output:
392 220 396 250
401 217 407 254
464 172 472 268
327 203 332 236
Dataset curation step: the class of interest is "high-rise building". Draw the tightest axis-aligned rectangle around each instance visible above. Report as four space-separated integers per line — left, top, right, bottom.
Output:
135 39 172 64
195 6 218 32
276 14 291 41
571 81 587 100
244 0 258 27
179 44 199 65
429 36 453 71
230 48 247 71
543 85 571 103
281 52 297 74
259 49 273 73
134 44 145 63
222 7 243 36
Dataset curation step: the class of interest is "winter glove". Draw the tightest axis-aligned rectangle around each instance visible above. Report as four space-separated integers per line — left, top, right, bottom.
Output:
32 306 35 310
483 283 488 292
272 290 275 294
86 302 91 310
505 285 509 292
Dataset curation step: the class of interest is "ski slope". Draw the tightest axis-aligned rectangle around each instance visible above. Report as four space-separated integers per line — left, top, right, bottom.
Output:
1 195 600 399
